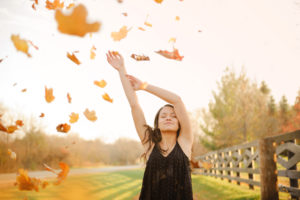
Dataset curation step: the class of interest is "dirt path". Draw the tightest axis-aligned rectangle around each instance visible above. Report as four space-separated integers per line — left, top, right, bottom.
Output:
0 164 143 187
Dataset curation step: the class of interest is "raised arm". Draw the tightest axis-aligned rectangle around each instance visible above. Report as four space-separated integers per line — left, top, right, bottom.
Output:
106 51 148 147
126 75 193 145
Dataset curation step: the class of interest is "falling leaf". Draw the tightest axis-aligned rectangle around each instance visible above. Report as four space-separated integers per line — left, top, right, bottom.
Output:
122 12 128 17
67 93 72 103
102 93 113 103
16 168 41 192
46 0 64 10
56 123 71 133
8 149 17 160
16 120 24 126
84 109 97 122
42 181 49 189
144 21 152 27
55 4 101 37
13 83 17 86
154 0 163 3
111 26 130 41
94 79 106 88
7 125 18 134
140 82 148 90
66 3 75 9
69 112 79 123
111 51 119 56
168 37 176 43
131 54 150 61
138 27 145 31
21 88 27 92
67 52 81 65
45 86 55 103
11 35 31 57
32 3 36 10
40 113 45 118
155 48 184 61
175 16 180 21
28 40 39 50
90 45 96 59
198 30 202 32
55 162 69 185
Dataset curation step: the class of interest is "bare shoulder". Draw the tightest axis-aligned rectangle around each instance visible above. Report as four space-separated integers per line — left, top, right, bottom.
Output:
178 137 193 160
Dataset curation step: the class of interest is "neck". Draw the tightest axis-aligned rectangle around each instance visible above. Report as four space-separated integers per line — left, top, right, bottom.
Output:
160 131 177 147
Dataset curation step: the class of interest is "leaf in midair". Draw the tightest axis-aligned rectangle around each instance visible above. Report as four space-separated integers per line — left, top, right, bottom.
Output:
11 35 31 57
55 4 101 37
84 109 97 122
94 79 107 88
111 26 130 41
45 86 55 103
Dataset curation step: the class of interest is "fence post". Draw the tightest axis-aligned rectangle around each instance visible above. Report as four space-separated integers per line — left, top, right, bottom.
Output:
259 138 279 200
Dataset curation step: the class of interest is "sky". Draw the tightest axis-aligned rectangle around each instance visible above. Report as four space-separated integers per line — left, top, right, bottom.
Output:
0 0 300 143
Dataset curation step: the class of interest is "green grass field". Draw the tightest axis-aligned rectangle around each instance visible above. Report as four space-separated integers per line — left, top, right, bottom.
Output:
0 169 291 200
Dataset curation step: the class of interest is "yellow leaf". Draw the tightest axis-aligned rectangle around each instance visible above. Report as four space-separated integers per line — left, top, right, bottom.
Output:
144 21 152 27
111 26 130 41
55 4 101 37
84 109 97 122
175 16 180 21
45 86 55 103
69 112 79 123
168 37 176 43
102 93 113 103
94 79 106 88
11 35 31 57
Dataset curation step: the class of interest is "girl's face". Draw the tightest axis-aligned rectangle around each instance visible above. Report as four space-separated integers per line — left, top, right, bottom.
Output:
158 106 179 132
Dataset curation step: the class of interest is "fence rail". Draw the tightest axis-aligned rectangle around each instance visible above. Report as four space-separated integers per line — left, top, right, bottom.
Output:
193 130 300 200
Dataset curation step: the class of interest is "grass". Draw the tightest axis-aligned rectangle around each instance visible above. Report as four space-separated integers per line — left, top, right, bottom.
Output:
0 169 291 200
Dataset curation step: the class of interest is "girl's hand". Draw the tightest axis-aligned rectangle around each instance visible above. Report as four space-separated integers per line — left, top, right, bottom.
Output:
106 51 125 71
126 74 148 91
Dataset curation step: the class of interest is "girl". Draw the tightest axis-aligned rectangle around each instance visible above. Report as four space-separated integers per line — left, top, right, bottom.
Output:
106 51 193 200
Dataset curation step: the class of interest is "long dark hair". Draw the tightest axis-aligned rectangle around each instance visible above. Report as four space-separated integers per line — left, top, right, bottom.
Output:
141 104 181 161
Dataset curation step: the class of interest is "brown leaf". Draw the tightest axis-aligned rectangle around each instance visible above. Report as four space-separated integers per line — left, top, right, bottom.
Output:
45 86 55 103
21 88 27 92
40 113 45 118
56 123 71 133
16 168 41 192
67 93 72 103
7 125 18 134
131 54 150 61
11 35 31 57
83 109 97 122
55 4 101 37
67 52 81 65
16 120 24 126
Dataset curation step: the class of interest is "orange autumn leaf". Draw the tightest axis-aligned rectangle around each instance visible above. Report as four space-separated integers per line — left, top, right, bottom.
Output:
111 51 119 56
21 88 27 92
122 12 128 17
94 79 107 88
111 26 130 41
46 0 64 10
16 120 24 126
55 162 70 185
11 35 31 57
131 54 150 61
56 123 71 133
40 113 45 118
138 27 145 31
45 86 55 103
32 3 36 10
67 52 81 65
144 21 152 27
69 112 79 123
8 149 17 160
67 93 72 103
55 4 101 37
16 168 41 192
175 16 180 21
7 125 18 134
66 3 75 9
90 45 96 59
42 181 49 189
84 109 97 122
154 0 163 3
155 48 184 61
102 93 113 103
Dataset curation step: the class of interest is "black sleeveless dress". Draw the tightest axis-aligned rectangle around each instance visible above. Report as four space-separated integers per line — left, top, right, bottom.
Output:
139 141 193 200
